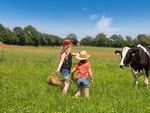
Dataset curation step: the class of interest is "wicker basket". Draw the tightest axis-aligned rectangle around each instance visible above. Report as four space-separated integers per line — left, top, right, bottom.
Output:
47 75 64 86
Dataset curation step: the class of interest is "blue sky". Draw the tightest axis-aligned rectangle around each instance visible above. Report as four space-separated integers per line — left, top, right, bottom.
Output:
0 0 150 39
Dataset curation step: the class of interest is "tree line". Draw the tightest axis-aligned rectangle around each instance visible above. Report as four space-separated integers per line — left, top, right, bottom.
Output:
0 23 150 47
0 23 78 46
80 33 150 47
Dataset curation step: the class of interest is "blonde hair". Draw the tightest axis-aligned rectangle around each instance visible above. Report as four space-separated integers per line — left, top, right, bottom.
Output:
60 44 72 60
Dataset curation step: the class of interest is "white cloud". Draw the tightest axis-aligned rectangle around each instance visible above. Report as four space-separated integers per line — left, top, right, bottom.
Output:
89 14 99 20
94 16 119 35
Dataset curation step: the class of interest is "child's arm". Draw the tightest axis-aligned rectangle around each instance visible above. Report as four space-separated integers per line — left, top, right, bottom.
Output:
89 66 93 84
55 53 66 73
71 67 76 79
72 52 78 56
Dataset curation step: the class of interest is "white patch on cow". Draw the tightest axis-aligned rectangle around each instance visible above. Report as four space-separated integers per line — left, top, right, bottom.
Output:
120 47 130 66
137 44 150 56
143 70 149 86
132 53 135 56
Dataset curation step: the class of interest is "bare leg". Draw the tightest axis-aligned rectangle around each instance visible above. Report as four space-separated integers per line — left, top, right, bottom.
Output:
62 81 70 94
83 88 89 98
75 87 82 97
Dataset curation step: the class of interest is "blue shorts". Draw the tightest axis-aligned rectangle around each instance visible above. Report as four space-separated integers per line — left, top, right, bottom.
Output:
60 69 70 79
76 78 90 88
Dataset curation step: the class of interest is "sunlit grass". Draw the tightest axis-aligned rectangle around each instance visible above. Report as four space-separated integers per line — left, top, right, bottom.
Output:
0 46 150 113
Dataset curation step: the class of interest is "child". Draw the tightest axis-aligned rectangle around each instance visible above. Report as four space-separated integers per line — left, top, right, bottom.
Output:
55 39 75 94
71 50 93 98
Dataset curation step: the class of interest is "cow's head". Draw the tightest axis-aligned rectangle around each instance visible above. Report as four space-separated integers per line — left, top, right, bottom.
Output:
115 47 138 68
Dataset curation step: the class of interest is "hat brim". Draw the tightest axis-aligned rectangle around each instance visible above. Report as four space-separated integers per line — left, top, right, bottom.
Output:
75 55 90 60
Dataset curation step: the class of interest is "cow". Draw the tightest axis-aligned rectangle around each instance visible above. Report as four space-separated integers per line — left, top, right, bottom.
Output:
115 44 150 86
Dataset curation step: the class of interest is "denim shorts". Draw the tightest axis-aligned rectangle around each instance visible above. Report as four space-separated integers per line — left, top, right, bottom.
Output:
60 69 70 79
76 78 90 88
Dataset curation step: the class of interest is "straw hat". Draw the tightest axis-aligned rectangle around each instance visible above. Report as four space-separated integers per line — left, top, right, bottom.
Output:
76 50 90 60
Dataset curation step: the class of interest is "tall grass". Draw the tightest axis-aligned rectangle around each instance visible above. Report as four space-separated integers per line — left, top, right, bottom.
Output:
0 46 150 113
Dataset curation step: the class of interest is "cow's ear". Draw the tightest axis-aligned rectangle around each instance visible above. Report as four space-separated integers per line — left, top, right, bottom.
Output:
115 50 122 56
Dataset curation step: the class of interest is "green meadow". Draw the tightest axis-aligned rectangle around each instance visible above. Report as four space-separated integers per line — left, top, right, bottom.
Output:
0 45 150 113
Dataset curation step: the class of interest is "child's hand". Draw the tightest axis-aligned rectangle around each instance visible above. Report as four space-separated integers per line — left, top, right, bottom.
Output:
72 53 76 56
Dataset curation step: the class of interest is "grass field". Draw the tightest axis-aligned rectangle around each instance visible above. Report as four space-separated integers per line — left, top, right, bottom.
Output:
0 44 150 113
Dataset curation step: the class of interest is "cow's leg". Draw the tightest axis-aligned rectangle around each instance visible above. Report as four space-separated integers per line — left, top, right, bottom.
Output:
131 68 139 86
143 69 149 86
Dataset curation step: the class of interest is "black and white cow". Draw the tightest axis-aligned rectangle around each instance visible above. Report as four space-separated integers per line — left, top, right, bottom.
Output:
115 44 150 86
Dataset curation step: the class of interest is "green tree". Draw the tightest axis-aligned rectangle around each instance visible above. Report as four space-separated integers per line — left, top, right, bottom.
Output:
54 36 63 46
125 36 134 47
136 34 150 46
3 28 18 44
40 33 48 46
45 34 63 46
94 33 109 47
13 27 25 45
0 24 7 42
110 34 125 47
24 25 41 46
80 36 94 46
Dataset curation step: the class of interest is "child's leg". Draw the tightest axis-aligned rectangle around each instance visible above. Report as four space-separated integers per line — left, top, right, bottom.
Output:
62 81 70 94
75 87 82 97
83 88 89 98
61 69 71 94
